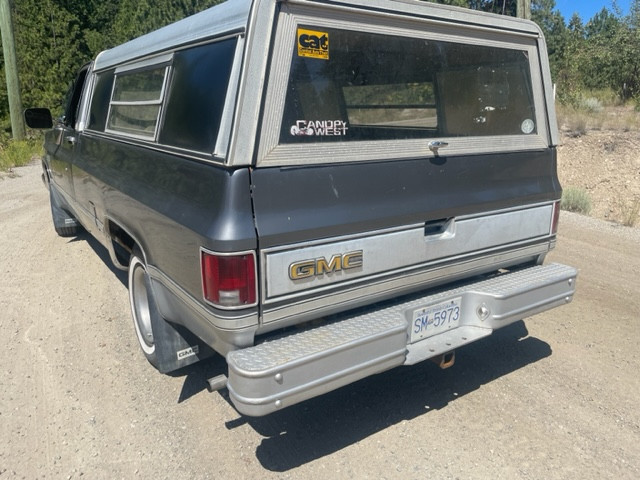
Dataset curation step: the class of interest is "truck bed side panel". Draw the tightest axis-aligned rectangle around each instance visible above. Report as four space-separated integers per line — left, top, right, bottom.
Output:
72 135 256 300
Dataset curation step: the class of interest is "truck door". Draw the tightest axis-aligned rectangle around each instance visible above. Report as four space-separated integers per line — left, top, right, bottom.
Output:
48 66 90 202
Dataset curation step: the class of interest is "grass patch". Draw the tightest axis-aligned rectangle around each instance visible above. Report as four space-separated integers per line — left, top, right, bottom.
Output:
583 88 623 107
621 197 640 227
0 138 42 172
557 104 587 136
561 186 592 215
557 90 640 134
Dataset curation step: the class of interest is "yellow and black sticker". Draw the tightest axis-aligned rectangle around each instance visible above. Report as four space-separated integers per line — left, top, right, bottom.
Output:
297 28 329 60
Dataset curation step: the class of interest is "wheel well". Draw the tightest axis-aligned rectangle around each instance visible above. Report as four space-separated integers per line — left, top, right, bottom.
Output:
107 221 136 268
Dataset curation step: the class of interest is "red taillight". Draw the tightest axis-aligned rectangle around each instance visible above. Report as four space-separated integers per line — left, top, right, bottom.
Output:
201 250 257 308
551 200 561 235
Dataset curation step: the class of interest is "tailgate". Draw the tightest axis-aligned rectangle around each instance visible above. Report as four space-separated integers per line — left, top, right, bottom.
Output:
251 150 561 322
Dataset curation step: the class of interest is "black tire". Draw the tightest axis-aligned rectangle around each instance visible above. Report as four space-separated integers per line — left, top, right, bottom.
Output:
128 247 212 373
49 188 81 237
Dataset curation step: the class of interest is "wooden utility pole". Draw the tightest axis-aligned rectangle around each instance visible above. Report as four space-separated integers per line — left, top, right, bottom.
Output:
0 0 25 140
517 0 531 20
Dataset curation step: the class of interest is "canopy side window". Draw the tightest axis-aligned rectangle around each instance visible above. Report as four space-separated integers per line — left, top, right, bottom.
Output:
105 65 169 140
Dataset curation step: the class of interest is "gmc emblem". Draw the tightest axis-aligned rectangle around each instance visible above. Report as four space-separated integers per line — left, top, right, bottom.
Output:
289 251 363 280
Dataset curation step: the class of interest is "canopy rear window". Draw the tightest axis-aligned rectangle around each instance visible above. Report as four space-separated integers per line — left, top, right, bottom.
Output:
280 27 536 144
258 11 549 166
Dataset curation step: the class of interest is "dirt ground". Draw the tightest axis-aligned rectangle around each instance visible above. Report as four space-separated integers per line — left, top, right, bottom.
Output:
1 159 639 479
557 129 640 225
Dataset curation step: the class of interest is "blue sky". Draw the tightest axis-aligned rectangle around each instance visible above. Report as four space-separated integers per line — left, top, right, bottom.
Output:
555 0 631 22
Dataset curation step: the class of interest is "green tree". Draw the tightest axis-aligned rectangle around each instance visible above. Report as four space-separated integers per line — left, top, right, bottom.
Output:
559 13 588 101
111 0 222 45
612 5 640 100
585 7 620 39
13 0 86 116
6 0 223 120
580 0 640 101
578 10 621 94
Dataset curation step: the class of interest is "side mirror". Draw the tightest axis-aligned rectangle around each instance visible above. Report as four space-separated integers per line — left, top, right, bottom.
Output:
24 108 53 129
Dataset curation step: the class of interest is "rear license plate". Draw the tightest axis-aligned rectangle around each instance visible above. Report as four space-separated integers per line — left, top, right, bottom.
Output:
410 297 462 343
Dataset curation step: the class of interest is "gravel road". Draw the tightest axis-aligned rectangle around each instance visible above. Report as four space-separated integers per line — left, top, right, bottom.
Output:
1 164 639 479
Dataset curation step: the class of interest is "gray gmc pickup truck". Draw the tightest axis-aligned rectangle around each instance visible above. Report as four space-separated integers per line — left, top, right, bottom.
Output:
25 0 577 416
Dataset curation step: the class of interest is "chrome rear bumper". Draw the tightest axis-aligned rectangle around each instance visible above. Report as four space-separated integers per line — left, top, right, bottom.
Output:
226 263 577 416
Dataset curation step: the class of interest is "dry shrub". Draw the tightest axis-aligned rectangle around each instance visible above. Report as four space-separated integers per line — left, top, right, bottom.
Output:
561 186 592 215
621 197 640 227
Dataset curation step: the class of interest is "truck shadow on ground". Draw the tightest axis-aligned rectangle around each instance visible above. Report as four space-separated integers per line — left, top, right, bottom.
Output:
74 232 552 472
72 231 128 286
171 320 550 472
233 321 550 472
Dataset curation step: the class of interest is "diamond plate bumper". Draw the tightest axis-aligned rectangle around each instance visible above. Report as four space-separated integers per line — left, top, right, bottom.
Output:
227 263 577 416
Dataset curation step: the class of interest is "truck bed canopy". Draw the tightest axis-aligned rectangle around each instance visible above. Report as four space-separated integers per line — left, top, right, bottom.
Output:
94 0 252 71
92 0 542 72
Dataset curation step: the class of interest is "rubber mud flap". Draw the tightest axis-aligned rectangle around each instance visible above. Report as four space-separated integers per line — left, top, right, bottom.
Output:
49 187 81 237
129 248 214 374
144 274 215 373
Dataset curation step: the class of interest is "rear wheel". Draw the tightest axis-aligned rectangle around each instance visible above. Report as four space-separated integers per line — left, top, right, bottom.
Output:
128 247 213 373
128 248 159 367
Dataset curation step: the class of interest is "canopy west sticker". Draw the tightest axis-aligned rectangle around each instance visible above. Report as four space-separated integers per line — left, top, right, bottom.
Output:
290 120 348 137
297 28 329 60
